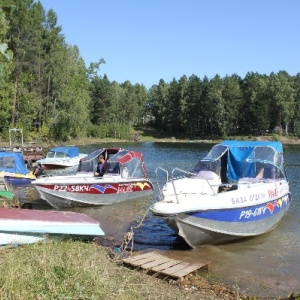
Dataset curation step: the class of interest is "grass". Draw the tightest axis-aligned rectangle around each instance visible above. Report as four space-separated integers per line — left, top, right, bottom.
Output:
0 240 237 300
0 231 299 299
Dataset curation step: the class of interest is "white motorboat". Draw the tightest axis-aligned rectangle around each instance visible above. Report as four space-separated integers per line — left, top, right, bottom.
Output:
150 140 291 248
36 146 87 169
32 148 154 209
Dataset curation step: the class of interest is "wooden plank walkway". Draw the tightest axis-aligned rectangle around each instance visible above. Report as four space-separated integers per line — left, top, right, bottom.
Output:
0 146 46 164
122 251 210 280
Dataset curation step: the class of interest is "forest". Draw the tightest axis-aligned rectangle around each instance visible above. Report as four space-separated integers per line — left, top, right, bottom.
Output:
1 0 300 143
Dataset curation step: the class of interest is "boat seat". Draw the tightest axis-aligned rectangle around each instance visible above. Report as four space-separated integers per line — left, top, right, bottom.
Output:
195 170 219 180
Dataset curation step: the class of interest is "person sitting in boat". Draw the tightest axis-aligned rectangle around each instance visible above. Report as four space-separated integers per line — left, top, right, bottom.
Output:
33 163 45 177
94 154 106 177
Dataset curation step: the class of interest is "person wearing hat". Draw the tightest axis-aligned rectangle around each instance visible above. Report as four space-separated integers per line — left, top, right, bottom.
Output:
95 154 106 176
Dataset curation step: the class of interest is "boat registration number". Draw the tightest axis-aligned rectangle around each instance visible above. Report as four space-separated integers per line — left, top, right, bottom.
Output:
54 185 90 192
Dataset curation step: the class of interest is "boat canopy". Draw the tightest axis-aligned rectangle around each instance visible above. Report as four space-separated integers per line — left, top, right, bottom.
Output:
201 140 286 181
47 146 79 158
107 150 147 179
0 152 30 175
77 148 148 179
77 148 121 173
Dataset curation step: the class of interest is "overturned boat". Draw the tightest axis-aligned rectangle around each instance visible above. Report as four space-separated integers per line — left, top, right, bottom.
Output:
150 140 291 248
32 148 154 209
0 207 104 246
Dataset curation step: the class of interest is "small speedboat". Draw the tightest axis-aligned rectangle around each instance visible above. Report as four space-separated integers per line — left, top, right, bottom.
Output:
32 148 154 209
36 146 87 169
0 207 104 245
150 140 291 248
0 151 36 185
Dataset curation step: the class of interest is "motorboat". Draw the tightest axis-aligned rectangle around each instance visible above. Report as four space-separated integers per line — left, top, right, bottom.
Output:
36 146 87 169
0 151 36 185
150 140 291 248
32 148 154 209
0 207 104 245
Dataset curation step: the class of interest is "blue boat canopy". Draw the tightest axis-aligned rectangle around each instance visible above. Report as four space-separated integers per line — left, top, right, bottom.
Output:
0 152 30 175
47 146 79 158
201 140 286 182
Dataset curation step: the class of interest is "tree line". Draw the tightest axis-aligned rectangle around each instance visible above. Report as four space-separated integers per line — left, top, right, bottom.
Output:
1 1 299 143
149 72 299 138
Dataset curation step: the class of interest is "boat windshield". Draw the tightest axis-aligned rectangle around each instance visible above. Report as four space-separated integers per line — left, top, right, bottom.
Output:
203 145 228 161
121 157 146 179
243 146 286 179
77 149 105 173
106 162 120 174
246 146 284 170
77 148 128 174
192 160 221 176
0 156 15 169
47 152 68 158
242 162 285 180
46 152 55 158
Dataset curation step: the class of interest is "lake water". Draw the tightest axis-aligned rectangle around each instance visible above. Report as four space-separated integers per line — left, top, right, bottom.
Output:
15 142 300 298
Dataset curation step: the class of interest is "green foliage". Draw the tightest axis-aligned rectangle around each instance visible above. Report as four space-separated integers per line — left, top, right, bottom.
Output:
0 43 13 60
2 2 300 143
0 9 13 61
0 8 13 89
86 123 107 139
271 134 280 141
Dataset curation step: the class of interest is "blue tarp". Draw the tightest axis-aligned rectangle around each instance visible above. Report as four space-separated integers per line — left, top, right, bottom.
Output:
0 152 29 175
48 146 80 158
203 140 285 181
219 140 283 153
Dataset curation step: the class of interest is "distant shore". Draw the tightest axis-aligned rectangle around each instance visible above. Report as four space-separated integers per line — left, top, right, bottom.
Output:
1 134 300 148
63 134 300 146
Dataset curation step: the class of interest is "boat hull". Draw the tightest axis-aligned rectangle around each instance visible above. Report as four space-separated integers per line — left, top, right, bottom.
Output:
4 175 35 185
167 194 291 248
0 233 45 246
32 176 154 209
0 207 104 245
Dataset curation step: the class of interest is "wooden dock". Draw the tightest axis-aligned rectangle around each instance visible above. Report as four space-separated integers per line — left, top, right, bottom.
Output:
122 251 210 280
22 146 46 164
0 146 46 164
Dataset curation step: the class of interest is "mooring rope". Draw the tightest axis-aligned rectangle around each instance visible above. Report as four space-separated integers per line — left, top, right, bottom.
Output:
110 205 152 262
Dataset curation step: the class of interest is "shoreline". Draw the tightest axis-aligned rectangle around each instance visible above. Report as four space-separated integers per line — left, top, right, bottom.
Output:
55 135 300 146
2 134 300 148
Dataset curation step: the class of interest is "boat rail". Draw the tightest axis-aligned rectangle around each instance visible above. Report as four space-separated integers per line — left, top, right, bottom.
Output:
171 168 218 202
155 167 218 203
155 167 169 200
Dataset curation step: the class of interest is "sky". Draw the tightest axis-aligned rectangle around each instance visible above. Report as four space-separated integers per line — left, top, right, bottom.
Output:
39 0 300 89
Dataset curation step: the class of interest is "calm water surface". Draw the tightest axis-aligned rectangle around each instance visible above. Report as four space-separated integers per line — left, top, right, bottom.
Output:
15 142 300 297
